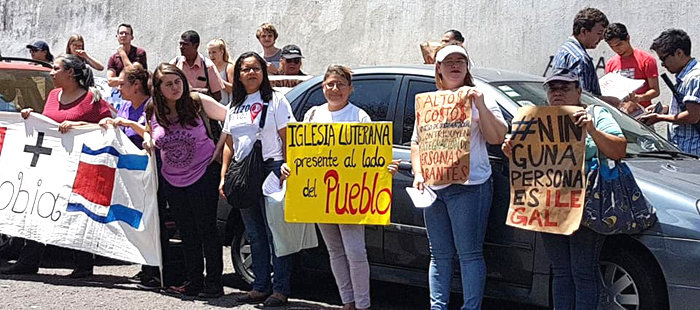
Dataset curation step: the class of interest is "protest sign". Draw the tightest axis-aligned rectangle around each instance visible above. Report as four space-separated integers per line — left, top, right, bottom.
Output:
285 122 393 225
0 112 161 266
420 41 441 64
505 106 586 235
415 89 472 186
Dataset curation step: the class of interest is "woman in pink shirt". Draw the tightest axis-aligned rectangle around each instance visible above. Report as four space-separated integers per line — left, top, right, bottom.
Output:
143 63 227 299
6 54 112 279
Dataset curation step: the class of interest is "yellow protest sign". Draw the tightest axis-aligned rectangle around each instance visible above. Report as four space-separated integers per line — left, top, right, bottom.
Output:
285 122 393 225
505 106 587 235
415 89 472 186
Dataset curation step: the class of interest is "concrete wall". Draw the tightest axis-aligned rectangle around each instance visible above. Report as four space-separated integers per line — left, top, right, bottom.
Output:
1 0 698 85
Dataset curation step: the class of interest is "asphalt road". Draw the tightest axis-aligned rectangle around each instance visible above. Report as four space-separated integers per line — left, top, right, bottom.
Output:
0 246 546 310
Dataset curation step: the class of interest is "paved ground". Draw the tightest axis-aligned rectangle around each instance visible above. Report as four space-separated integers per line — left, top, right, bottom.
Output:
0 246 545 310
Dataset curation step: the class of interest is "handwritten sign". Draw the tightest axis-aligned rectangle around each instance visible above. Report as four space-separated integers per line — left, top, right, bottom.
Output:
415 89 472 186
285 122 393 225
506 106 586 235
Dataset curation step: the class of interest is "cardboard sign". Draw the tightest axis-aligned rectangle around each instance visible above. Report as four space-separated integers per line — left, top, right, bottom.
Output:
285 122 393 225
420 41 442 64
0 112 161 266
505 106 586 235
415 89 472 186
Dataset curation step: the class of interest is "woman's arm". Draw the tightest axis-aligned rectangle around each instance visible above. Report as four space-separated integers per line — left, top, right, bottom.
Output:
219 134 234 198
83 52 105 71
223 64 235 94
574 110 627 160
410 142 425 191
466 87 507 145
199 93 227 121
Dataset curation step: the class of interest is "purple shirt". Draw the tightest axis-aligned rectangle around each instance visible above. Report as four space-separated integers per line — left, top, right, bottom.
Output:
152 115 214 187
116 98 148 148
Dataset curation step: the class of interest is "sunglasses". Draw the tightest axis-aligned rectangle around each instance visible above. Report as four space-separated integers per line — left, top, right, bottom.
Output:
284 58 301 64
29 48 41 53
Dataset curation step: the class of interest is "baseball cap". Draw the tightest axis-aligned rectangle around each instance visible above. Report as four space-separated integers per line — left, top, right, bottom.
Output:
544 69 579 85
435 45 468 62
26 40 50 51
281 44 303 59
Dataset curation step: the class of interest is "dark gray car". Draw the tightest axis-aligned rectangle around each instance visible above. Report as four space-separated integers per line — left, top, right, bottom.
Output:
218 65 700 310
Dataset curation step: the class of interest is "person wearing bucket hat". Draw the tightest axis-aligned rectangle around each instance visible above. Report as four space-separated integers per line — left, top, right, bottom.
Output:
278 44 305 76
502 68 626 310
410 43 507 309
26 40 54 63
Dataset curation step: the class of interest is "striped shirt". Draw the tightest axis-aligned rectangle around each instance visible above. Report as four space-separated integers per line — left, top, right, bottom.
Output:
668 58 700 155
552 37 601 96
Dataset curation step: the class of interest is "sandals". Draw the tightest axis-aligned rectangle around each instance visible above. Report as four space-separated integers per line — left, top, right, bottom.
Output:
263 293 288 307
236 290 270 303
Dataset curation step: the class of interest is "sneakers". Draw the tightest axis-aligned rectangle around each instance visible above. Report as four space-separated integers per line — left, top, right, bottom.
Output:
68 268 93 279
136 277 162 291
0 264 39 275
127 271 144 283
197 283 224 299
165 281 202 297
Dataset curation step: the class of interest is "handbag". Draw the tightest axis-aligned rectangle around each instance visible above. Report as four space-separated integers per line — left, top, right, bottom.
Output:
222 102 269 209
581 106 657 235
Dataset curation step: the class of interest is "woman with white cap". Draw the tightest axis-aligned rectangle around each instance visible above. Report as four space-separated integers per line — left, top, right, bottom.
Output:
410 43 507 310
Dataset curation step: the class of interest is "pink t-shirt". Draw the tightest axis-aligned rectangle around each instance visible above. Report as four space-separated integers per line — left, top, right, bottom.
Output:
42 88 112 123
152 114 215 187
170 54 224 94
605 48 659 107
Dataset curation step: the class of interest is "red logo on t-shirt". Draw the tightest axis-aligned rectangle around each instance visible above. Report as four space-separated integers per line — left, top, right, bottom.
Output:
250 102 263 123
0 127 6 157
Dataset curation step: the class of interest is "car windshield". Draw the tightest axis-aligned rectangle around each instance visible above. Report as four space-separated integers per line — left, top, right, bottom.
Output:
0 69 54 113
492 81 679 156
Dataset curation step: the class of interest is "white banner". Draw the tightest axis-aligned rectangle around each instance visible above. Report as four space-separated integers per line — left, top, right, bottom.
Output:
0 112 161 266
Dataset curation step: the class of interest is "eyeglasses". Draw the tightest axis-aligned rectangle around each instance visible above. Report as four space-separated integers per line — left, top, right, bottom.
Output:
284 58 301 64
441 59 468 67
117 31 131 36
323 82 349 90
240 67 262 73
659 53 673 63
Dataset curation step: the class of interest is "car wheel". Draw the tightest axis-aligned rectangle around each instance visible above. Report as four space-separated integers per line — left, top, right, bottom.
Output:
598 248 668 310
231 229 255 285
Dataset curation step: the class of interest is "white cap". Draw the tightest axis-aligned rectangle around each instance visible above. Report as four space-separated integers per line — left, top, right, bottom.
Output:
435 45 469 62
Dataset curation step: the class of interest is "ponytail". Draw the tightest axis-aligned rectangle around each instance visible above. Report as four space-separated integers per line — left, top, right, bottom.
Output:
60 54 102 103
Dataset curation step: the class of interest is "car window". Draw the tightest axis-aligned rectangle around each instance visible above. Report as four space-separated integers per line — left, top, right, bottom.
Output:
401 80 437 145
492 81 678 155
298 79 395 121
0 69 53 113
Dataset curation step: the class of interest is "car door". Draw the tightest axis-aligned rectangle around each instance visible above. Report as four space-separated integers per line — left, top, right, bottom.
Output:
292 74 401 263
382 76 436 269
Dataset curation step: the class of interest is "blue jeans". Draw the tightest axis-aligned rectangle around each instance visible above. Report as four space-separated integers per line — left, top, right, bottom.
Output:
239 159 293 296
541 227 605 310
423 180 492 310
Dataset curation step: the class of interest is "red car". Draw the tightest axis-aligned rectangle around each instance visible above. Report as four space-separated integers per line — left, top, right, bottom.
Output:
0 57 54 113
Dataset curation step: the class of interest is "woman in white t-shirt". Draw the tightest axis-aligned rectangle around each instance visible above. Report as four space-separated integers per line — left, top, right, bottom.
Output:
281 65 398 310
410 44 507 309
219 51 295 307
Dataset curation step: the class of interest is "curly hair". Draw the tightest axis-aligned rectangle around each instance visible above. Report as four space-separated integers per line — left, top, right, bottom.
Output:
572 7 608 36
650 28 692 57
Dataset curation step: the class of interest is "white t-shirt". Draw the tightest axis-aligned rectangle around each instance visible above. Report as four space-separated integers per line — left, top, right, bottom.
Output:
303 102 371 123
411 93 506 188
222 91 295 161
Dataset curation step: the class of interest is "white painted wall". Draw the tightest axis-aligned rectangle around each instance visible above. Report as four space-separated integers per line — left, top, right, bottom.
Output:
1 0 698 99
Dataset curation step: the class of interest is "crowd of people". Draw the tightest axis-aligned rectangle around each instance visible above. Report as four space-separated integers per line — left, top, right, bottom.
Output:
2 7 699 310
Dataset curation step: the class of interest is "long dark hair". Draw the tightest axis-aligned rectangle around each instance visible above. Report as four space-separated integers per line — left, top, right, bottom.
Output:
147 63 201 130
231 51 273 107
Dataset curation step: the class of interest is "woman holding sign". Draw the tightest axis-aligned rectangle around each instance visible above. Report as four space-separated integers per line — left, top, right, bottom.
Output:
280 65 398 310
410 44 507 310
10 54 112 278
143 63 227 298
218 52 295 307
502 69 626 310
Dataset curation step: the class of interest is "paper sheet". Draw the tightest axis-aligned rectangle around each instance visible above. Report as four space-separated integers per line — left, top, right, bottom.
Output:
405 187 437 208
262 172 286 201
599 73 646 100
